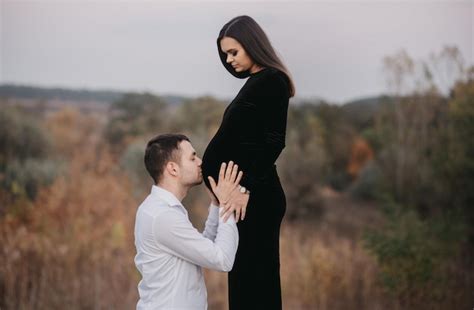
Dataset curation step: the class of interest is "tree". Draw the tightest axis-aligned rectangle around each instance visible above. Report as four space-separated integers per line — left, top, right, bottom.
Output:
105 92 169 151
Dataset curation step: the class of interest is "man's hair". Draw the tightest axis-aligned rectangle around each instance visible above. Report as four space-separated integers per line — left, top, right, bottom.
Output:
144 134 190 184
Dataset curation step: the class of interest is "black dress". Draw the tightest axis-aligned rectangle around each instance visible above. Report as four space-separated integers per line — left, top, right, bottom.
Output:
202 67 289 310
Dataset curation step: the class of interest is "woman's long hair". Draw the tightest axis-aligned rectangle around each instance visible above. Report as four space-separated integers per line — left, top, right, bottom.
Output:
217 15 296 97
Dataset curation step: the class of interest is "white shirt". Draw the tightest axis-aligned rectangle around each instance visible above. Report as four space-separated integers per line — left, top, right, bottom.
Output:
134 185 238 310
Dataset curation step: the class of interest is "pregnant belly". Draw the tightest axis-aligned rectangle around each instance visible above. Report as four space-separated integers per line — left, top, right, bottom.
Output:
201 139 231 190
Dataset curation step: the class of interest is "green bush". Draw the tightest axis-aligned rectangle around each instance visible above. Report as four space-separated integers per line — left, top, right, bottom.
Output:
0 107 51 167
105 93 169 148
363 198 468 307
348 160 385 200
119 141 151 198
0 107 57 202
2 158 61 200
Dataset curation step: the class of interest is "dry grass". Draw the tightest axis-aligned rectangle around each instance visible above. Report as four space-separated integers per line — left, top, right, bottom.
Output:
204 221 398 310
280 222 393 310
202 188 399 310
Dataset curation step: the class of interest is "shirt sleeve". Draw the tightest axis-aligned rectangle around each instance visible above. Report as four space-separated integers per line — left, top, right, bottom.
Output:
202 203 220 241
238 72 289 192
153 207 238 272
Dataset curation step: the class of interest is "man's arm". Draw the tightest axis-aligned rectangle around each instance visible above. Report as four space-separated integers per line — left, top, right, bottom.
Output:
153 208 238 272
202 203 220 241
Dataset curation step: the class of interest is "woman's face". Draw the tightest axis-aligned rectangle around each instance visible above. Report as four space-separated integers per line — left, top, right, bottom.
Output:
220 36 260 74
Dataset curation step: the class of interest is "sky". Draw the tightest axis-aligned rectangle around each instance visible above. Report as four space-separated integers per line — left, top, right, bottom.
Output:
1 0 472 103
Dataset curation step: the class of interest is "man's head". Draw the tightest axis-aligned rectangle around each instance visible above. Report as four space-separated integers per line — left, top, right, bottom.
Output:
144 134 203 187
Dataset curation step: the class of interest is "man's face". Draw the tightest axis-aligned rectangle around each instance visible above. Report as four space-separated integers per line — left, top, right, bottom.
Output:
176 140 203 187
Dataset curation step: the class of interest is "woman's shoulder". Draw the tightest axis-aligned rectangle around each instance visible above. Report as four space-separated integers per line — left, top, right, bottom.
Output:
250 67 286 81
249 68 289 92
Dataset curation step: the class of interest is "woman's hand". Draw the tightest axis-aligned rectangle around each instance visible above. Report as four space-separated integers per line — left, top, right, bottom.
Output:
208 161 243 207
221 188 250 223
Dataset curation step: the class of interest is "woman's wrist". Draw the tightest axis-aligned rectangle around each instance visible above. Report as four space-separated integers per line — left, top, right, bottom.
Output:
239 185 250 195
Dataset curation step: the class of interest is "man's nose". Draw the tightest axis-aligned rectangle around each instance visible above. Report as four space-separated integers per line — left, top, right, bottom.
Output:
197 157 202 166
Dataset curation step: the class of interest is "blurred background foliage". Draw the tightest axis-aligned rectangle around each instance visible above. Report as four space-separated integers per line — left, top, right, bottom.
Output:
0 46 473 309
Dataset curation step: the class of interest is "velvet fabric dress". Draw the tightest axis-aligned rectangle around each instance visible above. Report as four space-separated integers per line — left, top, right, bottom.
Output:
202 67 289 310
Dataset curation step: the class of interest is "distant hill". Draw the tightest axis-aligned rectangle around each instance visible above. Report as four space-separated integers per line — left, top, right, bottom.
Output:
0 84 190 106
342 95 394 128
0 84 395 122
0 84 123 103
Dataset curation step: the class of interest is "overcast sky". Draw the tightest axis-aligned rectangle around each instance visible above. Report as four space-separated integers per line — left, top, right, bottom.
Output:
1 0 472 103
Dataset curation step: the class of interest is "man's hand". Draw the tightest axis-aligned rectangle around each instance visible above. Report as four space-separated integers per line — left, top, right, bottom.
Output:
208 161 243 207
221 187 250 223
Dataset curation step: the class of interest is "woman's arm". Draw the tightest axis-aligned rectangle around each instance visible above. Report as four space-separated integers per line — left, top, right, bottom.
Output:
239 72 289 191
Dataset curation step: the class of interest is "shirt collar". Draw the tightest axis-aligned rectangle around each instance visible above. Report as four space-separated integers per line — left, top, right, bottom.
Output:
150 185 184 208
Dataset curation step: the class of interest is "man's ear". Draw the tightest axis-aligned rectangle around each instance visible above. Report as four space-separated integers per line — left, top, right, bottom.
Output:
165 161 179 177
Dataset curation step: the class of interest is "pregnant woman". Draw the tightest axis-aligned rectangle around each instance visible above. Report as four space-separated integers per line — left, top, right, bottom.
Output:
201 15 295 310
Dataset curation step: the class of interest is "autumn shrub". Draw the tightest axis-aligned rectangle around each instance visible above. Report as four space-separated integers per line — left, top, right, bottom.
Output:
1 107 139 309
0 150 139 310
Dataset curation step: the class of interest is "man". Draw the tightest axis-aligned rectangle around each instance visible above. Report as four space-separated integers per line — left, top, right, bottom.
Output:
134 133 242 309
